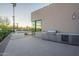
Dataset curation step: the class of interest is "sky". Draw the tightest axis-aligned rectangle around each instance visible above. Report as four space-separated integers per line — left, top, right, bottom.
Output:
0 3 50 27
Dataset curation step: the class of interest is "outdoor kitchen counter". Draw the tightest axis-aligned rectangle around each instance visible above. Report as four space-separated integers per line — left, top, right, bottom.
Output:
56 33 79 46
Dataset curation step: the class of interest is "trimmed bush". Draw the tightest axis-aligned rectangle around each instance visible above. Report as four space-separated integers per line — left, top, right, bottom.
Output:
0 30 12 42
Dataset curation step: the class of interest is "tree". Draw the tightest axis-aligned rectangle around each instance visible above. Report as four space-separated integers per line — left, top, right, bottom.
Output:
0 16 11 31
0 16 10 25
5 17 10 25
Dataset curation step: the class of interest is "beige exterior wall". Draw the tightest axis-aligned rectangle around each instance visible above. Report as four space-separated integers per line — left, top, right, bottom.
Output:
31 3 79 33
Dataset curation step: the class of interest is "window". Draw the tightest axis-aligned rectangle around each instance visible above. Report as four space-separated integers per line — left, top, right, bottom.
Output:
32 20 42 32
36 20 42 32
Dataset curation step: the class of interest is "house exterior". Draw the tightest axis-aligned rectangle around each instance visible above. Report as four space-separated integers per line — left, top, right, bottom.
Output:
31 3 79 33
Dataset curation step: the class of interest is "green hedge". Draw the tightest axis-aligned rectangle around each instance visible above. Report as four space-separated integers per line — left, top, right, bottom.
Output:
0 30 12 42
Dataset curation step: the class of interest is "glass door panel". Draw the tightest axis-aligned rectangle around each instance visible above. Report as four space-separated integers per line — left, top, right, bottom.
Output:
32 20 42 35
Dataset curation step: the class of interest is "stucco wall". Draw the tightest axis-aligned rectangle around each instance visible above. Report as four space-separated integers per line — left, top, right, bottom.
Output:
31 3 79 33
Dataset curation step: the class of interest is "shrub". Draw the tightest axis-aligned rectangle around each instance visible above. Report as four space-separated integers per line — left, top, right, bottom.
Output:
0 30 12 42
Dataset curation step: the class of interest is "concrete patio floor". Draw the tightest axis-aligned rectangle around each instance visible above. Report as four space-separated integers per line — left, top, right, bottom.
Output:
2 31 79 56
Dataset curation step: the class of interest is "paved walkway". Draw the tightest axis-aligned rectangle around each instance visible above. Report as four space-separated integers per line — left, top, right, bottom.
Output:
1 31 79 56
0 33 12 56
